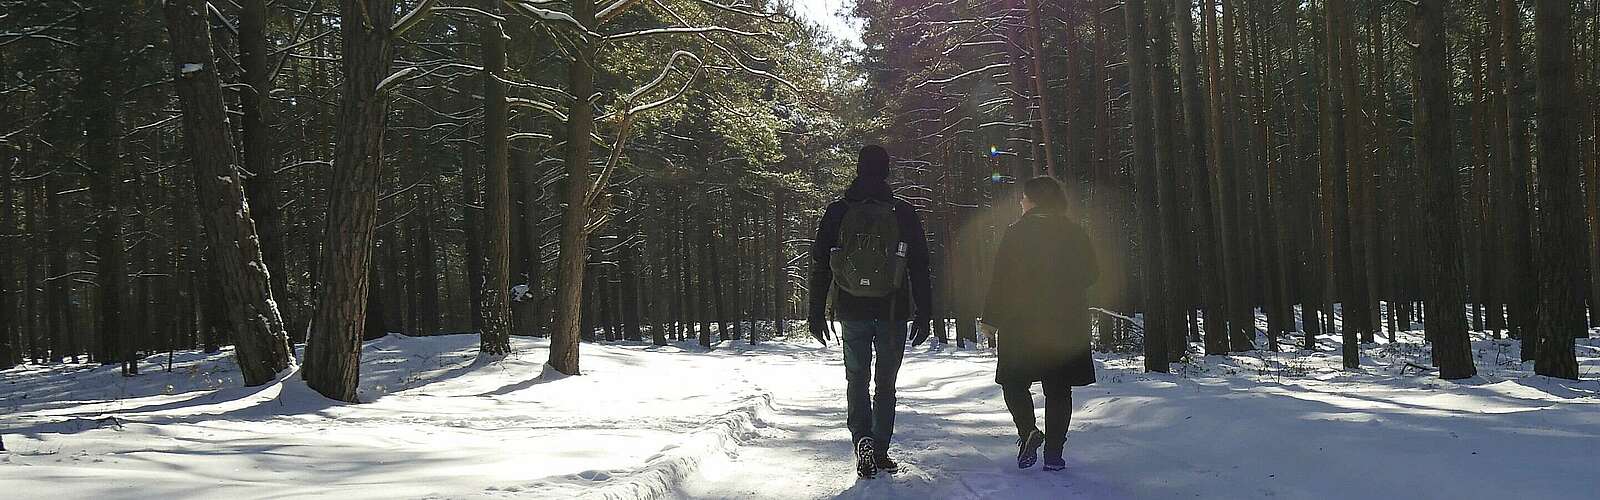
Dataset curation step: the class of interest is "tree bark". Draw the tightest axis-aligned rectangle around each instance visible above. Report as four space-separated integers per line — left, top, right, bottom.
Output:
1210 0 1251 352
1415 0 1476 380
241 0 293 341
460 123 485 332
549 0 597 375
303 0 394 401
161 0 294 387
1126 0 1169 372
1176 0 1224 355
1198 0 1233 354
1150 0 1187 359
1500 0 1540 359
1026 0 1057 176
1326 0 1359 368
478 0 513 355
1531 0 1582 379
82 1 126 368
0 112 12 368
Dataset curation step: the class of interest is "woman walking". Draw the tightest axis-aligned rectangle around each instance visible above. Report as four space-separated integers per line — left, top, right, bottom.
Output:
982 177 1099 471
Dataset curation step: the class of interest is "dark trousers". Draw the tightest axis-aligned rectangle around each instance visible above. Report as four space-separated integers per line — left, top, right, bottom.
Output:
1001 379 1072 452
841 320 906 453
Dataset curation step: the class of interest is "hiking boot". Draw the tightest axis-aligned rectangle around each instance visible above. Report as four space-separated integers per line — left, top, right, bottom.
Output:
854 437 878 479
1017 429 1045 469
873 453 900 473
1042 449 1065 471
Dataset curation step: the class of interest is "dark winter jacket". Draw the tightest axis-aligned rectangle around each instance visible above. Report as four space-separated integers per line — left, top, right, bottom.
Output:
808 178 932 323
983 209 1099 386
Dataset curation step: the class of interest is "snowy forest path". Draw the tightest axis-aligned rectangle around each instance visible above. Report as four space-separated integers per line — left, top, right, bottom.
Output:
680 346 1118 499
677 339 1600 500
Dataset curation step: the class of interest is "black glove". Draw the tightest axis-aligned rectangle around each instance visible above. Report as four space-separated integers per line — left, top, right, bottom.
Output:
808 319 830 346
910 319 932 347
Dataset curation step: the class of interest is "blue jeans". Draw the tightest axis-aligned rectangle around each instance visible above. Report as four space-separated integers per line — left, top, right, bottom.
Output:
842 320 907 453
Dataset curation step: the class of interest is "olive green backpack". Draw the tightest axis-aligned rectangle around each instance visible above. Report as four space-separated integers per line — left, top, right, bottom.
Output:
829 199 908 299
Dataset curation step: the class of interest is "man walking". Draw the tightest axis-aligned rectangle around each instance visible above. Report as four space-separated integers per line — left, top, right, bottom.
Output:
808 145 933 479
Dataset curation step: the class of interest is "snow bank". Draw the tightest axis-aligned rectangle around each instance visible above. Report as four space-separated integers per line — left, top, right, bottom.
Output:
576 393 772 500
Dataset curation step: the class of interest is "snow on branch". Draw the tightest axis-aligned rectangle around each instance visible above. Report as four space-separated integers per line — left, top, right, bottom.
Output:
428 6 508 23
392 0 443 38
377 67 420 93
496 74 574 101
596 0 646 24
604 25 767 42
501 0 602 38
912 63 1009 90
507 97 570 122
615 51 704 115
269 29 335 57
508 132 554 141
692 0 792 24
0 11 78 48
381 62 493 93
207 1 239 37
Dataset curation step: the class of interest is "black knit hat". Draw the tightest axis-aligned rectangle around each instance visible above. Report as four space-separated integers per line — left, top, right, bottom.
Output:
857 145 890 180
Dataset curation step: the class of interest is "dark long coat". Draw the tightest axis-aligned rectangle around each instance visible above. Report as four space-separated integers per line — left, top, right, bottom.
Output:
982 210 1099 386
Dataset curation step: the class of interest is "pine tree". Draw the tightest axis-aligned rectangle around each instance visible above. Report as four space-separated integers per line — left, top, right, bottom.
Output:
304 0 396 402
1530 0 1582 379
1415 0 1476 380
161 0 294 386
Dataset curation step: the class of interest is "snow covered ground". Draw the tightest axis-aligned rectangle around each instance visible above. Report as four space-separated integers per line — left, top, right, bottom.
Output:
2 329 1597 499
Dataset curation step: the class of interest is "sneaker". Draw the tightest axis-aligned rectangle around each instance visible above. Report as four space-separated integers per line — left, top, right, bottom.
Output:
874 453 900 473
1017 429 1045 469
1042 449 1065 471
855 437 878 479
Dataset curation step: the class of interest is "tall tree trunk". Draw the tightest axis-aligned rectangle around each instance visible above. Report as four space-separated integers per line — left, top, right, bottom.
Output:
303 0 394 401
1531 0 1582 379
1590 0 1600 334
408 197 439 334
478 0 513 355
1217 0 1252 351
708 216 730 341
1341 0 1377 347
460 124 485 331
1366 4 1395 342
1588 0 1600 333
1195 0 1231 355
1150 0 1187 359
1026 0 1057 175
82 1 126 367
0 115 13 368
1501 0 1540 359
1327 0 1359 368
161 0 294 386
1126 0 1169 372
772 193 786 341
549 0 597 375
1484 0 1511 337
1415 0 1476 380
516 72 545 337
365 257 387 340
621 235 643 342
241 0 293 341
